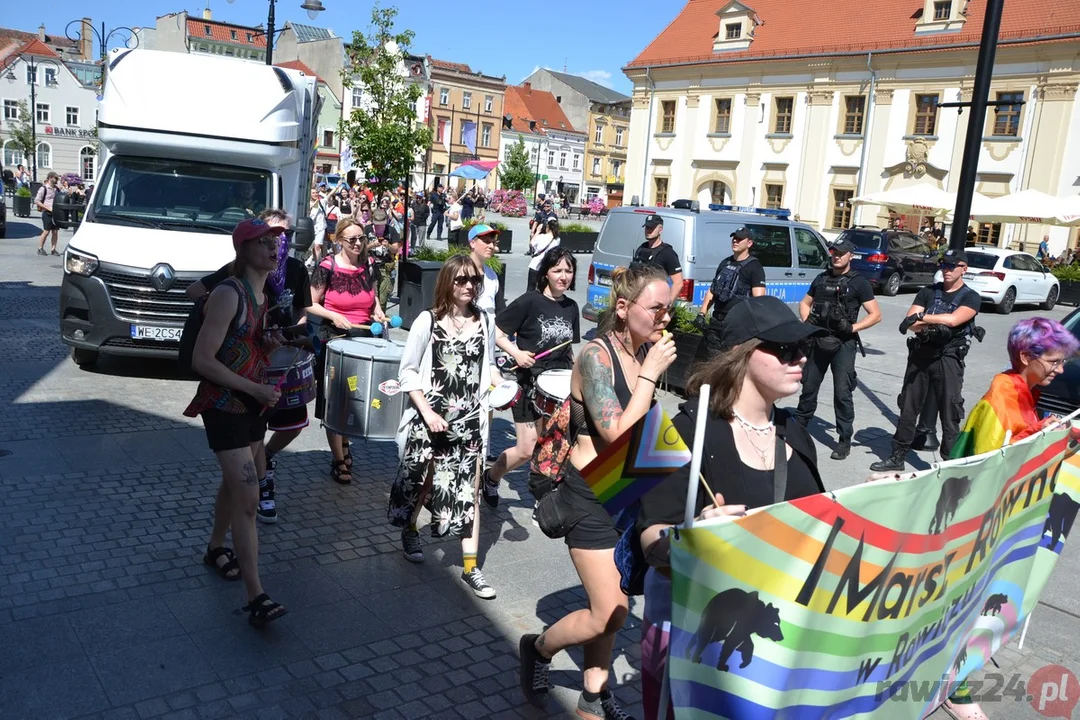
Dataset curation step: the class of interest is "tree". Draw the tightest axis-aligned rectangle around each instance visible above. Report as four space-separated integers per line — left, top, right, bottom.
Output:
8 101 36 172
340 4 432 194
498 136 535 192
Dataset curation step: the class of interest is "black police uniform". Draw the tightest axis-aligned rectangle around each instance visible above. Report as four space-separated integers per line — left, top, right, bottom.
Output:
703 255 766 352
794 270 874 445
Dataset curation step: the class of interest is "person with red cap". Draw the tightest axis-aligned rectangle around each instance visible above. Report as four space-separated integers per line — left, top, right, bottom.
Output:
183 217 289 627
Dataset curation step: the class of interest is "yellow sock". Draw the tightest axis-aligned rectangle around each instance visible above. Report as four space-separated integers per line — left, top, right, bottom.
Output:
463 552 477 574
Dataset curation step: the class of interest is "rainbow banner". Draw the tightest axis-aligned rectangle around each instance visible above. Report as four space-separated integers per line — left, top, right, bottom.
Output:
669 422 1080 719
581 403 691 516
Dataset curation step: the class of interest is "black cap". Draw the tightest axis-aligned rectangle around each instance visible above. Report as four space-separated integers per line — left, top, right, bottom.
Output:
830 237 857 254
941 248 969 265
643 215 664 229
721 296 827 348
731 228 752 241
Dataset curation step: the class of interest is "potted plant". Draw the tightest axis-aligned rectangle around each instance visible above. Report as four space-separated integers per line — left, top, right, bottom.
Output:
13 185 32 218
663 303 709 392
559 221 599 254
1052 264 1080 306
401 245 507 328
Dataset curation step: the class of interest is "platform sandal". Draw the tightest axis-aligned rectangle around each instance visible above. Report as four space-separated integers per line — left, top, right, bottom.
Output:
203 546 241 581
243 593 287 627
331 458 351 484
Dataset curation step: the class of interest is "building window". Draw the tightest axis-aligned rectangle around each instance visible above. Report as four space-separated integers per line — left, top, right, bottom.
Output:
654 177 669 207
44 68 57 86
611 160 622 177
205 24 212 36
725 23 741 39
459 120 468 144
323 129 334 147
831 188 854 229
594 125 603 143
462 91 472 109
484 95 493 113
572 154 580 170
933 0 951 20
66 106 79 126
559 151 567 168
352 87 363 108
992 92 1023 137
774 97 793 134
230 30 237 40
26 65 37 84
439 87 449 106
36 103 50 123
765 184 784 210
548 150 555 166
843 95 865 135
977 222 1001 245
80 146 96 181
592 157 601 176
247 33 254 42
437 118 447 143
660 100 676 133
3 140 22 167
3 100 17 120
615 127 624 146
714 98 732 134
36 141 51 169
481 123 491 147
711 181 729 205
913 93 940 136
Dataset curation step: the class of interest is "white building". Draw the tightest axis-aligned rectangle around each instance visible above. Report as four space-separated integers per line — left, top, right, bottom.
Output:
499 84 586 202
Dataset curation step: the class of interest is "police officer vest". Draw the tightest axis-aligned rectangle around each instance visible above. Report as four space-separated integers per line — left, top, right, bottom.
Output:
712 257 754 307
810 272 859 330
928 284 979 344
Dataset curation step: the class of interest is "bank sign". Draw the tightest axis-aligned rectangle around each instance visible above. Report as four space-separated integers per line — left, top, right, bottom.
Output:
44 126 95 138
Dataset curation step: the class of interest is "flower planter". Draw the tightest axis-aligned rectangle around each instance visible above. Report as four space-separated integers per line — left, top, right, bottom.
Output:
13 194 31 218
1059 280 1080 307
661 331 708 392
561 231 598 254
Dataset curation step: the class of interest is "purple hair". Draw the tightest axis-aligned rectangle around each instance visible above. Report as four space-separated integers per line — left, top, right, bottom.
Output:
1007 317 1079 370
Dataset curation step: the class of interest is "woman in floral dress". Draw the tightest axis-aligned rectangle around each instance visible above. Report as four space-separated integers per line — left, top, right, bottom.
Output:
389 255 501 598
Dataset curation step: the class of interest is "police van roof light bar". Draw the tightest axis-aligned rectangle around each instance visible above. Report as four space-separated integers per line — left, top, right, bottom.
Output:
708 204 791 220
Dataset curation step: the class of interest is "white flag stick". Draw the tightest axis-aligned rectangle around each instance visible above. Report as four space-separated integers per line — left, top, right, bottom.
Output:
684 384 712 530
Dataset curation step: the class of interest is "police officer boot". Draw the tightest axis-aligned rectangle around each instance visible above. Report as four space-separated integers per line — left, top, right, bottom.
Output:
831 440 851 461
911 431 940 451
870 449 907 472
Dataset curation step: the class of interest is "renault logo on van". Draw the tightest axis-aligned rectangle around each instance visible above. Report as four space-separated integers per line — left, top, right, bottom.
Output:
150 264 175 291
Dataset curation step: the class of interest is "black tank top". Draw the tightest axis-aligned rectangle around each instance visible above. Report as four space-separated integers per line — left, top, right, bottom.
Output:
569 334 637 440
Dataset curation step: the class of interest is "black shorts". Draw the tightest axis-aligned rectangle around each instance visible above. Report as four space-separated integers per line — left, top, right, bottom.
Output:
202 409 267 453
268 405 309 433
512 376 542 424
41 210 57 231
561 467 620 551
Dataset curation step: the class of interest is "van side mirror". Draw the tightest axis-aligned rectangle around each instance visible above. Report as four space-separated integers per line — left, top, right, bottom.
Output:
292 216 315 252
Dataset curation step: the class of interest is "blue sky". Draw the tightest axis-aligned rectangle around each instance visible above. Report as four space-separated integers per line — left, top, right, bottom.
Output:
7 1 679 94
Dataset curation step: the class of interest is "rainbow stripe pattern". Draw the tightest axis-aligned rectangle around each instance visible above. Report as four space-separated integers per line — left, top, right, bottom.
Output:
950 371 1040 459
580 403 691 516
668 421 1080 719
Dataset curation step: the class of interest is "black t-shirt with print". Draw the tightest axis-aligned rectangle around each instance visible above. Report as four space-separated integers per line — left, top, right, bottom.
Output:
496 290 580 370
632 241 682 277
201 257 312 327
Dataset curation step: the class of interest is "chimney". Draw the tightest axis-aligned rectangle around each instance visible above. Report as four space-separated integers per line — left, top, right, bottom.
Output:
523 82 531 92
38 23 46 41
203 6 212 20
80 18 93 60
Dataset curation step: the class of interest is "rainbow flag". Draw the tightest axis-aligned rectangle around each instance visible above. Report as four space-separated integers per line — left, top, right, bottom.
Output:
950 372 1040 459
667 420 1080 719
580 403 692 516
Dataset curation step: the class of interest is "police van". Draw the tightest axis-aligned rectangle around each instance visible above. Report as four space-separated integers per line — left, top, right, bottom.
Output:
583 202 833 320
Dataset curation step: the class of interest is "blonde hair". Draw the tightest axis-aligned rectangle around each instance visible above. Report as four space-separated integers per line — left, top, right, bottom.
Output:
333 217 370 261
597 264 670 335
686 339 762 420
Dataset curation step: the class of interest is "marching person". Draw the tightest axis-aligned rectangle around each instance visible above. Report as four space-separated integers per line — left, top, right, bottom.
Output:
636 295 827 720
632 215 683 303
699 227 767 352
309 188 328 263
310 217 390 484
484 248 580 506
446 189 464 246
468 223 501 314
871 249 981 472
794 237 882 460
183 217 289 626
519 263 676 720
528 217 561 290
389 255 501 597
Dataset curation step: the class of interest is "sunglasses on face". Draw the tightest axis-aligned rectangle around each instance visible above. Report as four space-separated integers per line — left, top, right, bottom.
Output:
453 274 484 287
759 340 810 364
633 300 674 322
940 263 966 271
339 234 366 245
253 235 280 249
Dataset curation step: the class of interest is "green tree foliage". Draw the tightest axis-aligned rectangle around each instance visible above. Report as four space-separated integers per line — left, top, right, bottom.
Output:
498 136 535 192
340 4 432 193
9 101 36 168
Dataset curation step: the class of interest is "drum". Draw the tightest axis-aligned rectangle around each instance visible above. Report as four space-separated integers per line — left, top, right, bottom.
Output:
489 380 521 411
323 337 406 439
534 369 572 417
266 347 316 409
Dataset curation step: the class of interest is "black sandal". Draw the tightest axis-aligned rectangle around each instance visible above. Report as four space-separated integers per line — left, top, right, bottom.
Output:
203 546 241 581
243 593 287 627
331 459 351 484
343 442 353 471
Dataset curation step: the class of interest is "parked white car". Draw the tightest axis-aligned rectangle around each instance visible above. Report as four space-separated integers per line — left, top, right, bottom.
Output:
962 247 1059 314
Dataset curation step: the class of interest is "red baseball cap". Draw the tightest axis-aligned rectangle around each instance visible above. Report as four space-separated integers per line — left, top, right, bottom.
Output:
232 218 287 251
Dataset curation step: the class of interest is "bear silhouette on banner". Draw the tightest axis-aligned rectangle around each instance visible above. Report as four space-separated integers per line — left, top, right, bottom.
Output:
687 588 783 672
1044 492 1080 550
982 593 1008 616
929 475 972 535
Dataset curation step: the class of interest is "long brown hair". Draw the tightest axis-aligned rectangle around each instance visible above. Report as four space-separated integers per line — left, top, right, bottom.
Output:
686 339 761 420
596 263 669 335
431 255 481 321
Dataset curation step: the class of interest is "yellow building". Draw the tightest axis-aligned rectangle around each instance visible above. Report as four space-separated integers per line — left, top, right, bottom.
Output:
584 101 632 208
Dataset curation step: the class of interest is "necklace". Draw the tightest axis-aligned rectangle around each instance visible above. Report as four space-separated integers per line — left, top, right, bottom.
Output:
610 331 635 359
733 408 773 436
741 425 774 468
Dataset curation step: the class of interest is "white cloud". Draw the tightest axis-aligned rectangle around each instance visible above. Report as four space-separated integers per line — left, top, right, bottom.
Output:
578 69 614 89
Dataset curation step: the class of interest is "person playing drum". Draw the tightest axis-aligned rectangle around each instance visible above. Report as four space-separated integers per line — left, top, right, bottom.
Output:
310 217 390 484
183 217 291 627
185 208 345 523
484 247 580 506
388 255 502 598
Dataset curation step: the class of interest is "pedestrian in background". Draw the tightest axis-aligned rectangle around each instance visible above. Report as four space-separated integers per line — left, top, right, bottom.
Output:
35 172 60 256
427 184 447 241
411 192 429 249
528 217 561 290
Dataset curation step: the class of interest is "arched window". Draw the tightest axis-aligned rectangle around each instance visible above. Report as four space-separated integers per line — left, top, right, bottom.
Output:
36 142 52 170
80 146 96 181
2 140 22 168
711 181 729 205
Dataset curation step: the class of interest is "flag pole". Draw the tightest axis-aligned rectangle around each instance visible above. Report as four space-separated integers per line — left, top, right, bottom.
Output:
684 384 711 530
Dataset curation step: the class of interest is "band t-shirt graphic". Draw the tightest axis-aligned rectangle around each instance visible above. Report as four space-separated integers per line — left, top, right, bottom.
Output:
496 290 580 371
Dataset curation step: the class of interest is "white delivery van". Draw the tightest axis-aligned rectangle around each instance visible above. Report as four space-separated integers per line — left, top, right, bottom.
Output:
60 48 320 367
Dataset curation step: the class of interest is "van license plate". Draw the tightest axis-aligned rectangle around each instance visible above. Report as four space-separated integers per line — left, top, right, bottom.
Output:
131 325 183 341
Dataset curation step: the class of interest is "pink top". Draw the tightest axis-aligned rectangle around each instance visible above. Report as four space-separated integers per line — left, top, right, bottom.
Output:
313 257 377 324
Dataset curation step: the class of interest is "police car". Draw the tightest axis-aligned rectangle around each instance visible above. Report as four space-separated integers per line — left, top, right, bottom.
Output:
583 201 832 320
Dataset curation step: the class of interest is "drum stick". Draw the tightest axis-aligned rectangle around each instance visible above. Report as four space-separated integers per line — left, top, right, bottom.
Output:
504 339 573 371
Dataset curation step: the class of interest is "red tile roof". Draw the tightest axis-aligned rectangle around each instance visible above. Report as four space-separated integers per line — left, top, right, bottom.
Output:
502 86 545 136
186 18 266 48
627 0 1080 68
513 83 580 134
430 58 472 74
275 59 324 85
0 38 64 74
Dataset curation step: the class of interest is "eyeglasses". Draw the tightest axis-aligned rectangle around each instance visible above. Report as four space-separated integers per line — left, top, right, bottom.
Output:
759 340 810 364
453 274 484 287
1037 355 1069 371
339 234 366 245
633 300 673 322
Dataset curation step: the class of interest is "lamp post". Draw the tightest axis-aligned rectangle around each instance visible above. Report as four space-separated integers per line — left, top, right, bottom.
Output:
226 0 326 66
64 19 137 69
5 54 62 183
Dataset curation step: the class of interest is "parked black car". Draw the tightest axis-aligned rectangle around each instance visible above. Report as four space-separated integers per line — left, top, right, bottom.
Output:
1037 305 1080 418
840 227 940 296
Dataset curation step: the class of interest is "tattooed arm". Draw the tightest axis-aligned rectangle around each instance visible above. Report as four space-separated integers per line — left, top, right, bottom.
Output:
579 343 657 445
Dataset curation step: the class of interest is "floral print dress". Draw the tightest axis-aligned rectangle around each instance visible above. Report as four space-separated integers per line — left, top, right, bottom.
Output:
388 321 484 538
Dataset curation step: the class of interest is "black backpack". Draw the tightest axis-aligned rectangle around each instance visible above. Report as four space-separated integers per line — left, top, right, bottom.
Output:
177 280 247 376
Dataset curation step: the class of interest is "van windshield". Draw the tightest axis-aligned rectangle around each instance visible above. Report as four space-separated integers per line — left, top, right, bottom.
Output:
836 228 885 251
595 212 685 260
89 156 272 233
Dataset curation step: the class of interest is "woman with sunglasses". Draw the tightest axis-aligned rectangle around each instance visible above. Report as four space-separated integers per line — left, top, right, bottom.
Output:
389 255 501 597
310 217 389 484
356 197 372 226
633 296 827 719
518 263 676 720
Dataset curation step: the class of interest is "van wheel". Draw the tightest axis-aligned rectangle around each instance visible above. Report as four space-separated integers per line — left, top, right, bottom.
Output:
72 348 98 368
996 287 1016 315
1042 285 1059 311
881 272 901 297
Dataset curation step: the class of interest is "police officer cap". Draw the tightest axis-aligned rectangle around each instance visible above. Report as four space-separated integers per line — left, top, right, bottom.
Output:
941 249 969 265
731 227 752 240
830 237 857 254
721 296 827 348
643 215 664 229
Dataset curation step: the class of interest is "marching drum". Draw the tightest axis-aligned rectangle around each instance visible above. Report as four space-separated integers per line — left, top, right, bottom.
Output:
266 347 316 409
489 379 522 411
534 368 572 417
323 337 406 439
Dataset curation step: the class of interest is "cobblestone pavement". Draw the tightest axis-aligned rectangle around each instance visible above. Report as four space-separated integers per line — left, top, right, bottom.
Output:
1 211 1078 719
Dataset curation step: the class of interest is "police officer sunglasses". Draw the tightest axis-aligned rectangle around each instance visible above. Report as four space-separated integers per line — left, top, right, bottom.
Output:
939 262 966 271
759 340 811 364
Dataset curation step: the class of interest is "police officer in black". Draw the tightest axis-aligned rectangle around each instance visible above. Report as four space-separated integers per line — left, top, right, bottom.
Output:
794 237 881 460
871 248 982 472
699 227 766 352
633 215 683 303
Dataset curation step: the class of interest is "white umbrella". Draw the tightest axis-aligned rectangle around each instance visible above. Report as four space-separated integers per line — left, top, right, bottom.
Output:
851 183 992 218
974 189 1075 224
1057 195 1080 226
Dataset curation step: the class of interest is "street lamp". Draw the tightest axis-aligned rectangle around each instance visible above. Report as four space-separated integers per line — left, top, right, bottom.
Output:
226 0 326 66
5 54 62 183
